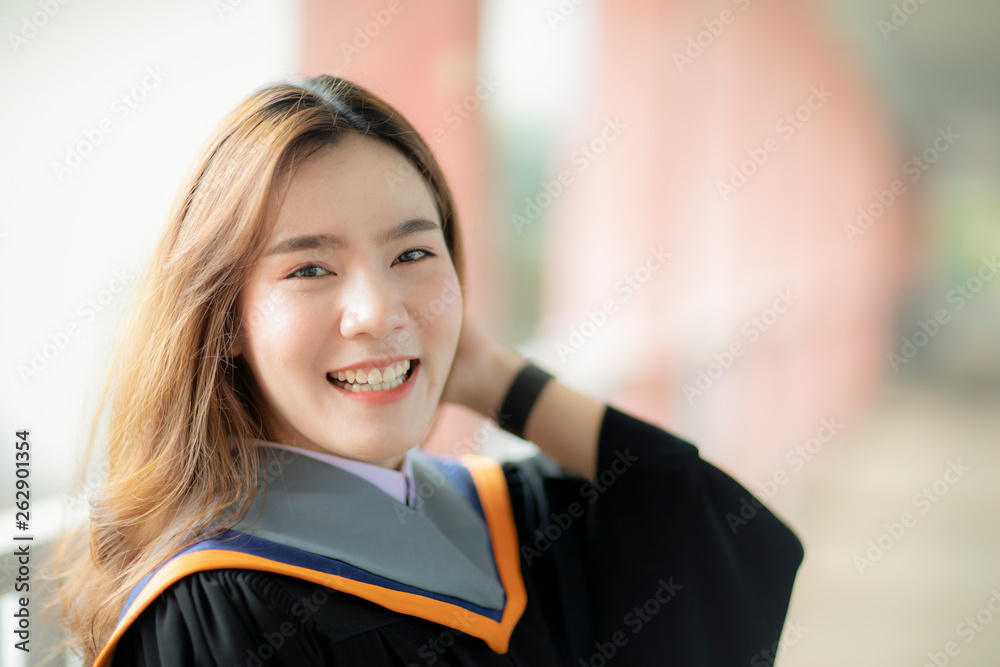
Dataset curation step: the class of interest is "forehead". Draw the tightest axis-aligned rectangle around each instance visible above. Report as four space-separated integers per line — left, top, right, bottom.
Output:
269 133 440 240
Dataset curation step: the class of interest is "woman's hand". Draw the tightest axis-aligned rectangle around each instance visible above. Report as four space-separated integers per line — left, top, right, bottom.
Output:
440 314 603 479
439 315 525 419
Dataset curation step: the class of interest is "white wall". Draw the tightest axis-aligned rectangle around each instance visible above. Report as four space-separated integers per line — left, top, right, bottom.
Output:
0 0 302 521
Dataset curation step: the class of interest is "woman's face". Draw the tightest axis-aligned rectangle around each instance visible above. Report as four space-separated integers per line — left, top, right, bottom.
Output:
234 133 462 469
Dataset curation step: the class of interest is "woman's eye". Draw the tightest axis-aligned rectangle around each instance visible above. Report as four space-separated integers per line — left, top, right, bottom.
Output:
395 249 435 265
287 264 329 279
286 250 434 278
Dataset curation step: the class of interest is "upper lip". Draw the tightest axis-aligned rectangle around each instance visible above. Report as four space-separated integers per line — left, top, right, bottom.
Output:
327 356 418 373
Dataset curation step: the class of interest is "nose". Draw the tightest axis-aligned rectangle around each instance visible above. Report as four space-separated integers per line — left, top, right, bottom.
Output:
339 270 409 340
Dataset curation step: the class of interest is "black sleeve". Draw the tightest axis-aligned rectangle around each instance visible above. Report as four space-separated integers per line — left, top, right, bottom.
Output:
505 403 804 666
111 569 331 667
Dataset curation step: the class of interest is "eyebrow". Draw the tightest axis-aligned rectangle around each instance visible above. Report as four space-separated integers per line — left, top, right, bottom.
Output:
266 218 441 257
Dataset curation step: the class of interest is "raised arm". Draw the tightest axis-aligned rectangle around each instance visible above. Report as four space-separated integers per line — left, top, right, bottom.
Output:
441 317 605 480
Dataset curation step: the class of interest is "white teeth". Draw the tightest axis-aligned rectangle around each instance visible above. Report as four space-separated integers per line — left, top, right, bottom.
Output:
332 360 412 385
328 360 415 392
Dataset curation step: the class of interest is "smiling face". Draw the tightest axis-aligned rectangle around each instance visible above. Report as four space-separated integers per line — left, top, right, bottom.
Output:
233 132 463 470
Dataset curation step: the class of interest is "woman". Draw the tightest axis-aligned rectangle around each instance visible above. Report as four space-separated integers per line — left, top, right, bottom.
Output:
52 74 804 666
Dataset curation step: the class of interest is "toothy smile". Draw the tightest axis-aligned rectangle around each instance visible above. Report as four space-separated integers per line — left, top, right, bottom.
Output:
326 359 416 392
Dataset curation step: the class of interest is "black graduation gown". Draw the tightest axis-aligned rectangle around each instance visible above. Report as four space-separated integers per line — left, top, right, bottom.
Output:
104 403 804 666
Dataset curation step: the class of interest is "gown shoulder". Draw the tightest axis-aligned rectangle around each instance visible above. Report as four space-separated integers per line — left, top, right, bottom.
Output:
111 402 804 666
111 565 558 666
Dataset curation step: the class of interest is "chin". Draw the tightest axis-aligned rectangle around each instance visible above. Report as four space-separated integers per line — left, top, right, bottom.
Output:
323 435 417 462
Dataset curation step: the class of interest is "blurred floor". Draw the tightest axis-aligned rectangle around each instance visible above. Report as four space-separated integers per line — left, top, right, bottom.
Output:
775 377 1000 666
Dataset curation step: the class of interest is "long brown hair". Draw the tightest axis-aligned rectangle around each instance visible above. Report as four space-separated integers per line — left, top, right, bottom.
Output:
46 74 466 663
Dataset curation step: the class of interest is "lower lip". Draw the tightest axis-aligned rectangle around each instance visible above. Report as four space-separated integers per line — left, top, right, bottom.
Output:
328 361 420 405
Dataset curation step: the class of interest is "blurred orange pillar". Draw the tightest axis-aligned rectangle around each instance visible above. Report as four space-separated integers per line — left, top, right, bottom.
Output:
537 0 910 485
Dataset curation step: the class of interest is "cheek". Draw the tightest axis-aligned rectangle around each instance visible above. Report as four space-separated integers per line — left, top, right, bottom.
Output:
242 286 292 333
414 276 463 347
241 289 320 364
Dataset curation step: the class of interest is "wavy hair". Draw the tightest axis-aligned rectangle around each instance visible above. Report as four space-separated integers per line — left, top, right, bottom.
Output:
46 74 466 663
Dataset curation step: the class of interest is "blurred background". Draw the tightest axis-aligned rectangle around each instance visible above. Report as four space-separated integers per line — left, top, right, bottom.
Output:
1 0 998 664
